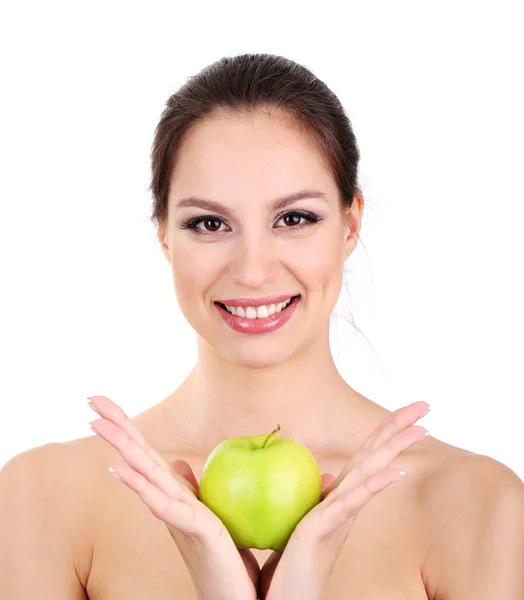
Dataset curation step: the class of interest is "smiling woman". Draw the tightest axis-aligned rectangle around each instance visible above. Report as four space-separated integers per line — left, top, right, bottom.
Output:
151 55 366 376
1 52 523 600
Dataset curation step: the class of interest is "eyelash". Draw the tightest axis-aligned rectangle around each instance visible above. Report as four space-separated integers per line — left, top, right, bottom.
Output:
178 210 323 236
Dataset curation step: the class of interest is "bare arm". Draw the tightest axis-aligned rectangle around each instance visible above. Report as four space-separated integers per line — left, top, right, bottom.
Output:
0 443 91 599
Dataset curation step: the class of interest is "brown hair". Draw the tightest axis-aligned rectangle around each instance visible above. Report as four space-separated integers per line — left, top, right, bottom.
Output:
148 52 363 229
148 52 374 355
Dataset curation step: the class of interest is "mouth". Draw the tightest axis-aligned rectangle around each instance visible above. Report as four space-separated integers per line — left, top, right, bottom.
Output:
214 294 301 334
214 295 301 316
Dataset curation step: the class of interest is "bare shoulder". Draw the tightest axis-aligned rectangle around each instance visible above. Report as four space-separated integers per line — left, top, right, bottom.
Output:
419 444 524 530
0 438 102 591
417 442 524 598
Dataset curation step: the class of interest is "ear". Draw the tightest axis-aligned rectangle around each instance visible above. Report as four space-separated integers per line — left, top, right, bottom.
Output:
157 222 172 265
343 190 364 261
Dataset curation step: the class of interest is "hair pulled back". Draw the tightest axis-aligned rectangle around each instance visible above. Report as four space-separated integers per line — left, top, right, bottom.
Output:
148 53 362 228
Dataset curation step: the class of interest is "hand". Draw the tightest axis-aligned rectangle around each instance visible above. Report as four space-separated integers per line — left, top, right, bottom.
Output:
86 395 260 600
258 400 431 600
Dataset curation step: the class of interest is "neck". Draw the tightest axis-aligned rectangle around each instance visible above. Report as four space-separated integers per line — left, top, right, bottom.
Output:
154 329 381 459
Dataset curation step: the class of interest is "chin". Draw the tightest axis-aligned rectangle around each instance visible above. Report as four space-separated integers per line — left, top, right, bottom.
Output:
218 338 294 370
229 347 286 370
234 357 280 370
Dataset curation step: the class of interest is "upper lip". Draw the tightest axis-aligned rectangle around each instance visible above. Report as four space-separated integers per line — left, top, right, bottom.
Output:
215 294 300 308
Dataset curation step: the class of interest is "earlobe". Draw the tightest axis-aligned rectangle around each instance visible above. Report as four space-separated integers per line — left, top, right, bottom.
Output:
342 196 363 261
157 225 172 265
344 235 355 262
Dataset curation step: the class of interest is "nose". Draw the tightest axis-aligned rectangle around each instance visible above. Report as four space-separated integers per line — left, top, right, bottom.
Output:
229 233 279 289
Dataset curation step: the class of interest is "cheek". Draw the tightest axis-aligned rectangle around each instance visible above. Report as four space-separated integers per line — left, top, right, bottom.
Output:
296 236 345 313
298 236 344 282
170 245 213 311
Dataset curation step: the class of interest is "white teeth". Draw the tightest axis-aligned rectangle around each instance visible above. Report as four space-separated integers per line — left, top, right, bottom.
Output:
245 307 257 319
256 305 269 319
224 297 295 319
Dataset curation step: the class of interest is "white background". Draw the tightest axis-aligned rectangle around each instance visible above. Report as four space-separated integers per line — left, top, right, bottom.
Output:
1 1 522 479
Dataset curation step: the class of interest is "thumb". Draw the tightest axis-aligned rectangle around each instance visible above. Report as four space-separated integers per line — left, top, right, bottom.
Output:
171 459 200 496
320 472 336 494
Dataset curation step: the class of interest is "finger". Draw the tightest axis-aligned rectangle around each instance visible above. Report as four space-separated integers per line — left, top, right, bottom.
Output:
326 425 426 505
320 473 336 496
238 548 260 589
88 395 198 496
318 466 402 536
91 418 195 504
259 551 283 600
322 401 429 498
108 464 202 536
172 460 200 494
367 401 430 451
88 395 172 469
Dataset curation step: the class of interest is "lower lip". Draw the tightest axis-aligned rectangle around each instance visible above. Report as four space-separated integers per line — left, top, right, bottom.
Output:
214 296 301 334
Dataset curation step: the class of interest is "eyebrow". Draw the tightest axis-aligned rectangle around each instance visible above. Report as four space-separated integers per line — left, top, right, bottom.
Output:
174 189 327 217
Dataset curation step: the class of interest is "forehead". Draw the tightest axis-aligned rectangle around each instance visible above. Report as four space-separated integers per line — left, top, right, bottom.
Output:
170 110 335 198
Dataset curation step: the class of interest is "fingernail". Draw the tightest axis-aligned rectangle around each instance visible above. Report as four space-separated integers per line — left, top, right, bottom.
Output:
87 399 101 416
109 467 123 482
423 405 432 416
394 470 406 482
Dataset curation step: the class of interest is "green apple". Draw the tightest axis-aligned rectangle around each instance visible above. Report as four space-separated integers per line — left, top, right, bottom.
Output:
198 424 322 551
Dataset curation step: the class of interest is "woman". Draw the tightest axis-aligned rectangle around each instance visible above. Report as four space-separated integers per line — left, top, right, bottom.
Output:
2 53 523 599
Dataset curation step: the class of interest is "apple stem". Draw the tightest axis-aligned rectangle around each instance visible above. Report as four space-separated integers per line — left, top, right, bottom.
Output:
262 424 281 448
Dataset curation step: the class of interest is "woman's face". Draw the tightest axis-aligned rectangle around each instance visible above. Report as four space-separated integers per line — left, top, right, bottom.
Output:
158 110 362 368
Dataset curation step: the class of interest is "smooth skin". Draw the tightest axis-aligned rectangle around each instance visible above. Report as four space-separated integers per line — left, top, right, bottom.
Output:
87 395 429 600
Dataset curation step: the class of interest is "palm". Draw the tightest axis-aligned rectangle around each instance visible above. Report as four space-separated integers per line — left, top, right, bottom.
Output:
258 401 430 600
172 460 261 591
258 473 336 599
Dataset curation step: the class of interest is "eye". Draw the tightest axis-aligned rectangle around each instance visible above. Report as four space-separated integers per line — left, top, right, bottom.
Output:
274 211 319 229
178 210 323 236
188 217 225 234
